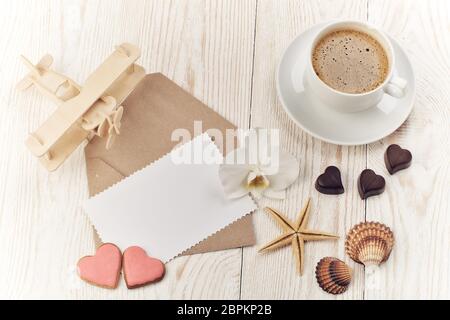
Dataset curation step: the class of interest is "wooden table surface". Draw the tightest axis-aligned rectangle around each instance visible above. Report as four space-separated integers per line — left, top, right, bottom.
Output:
0 0 449 299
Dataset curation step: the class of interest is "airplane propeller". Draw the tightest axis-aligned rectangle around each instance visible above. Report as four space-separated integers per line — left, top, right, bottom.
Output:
82 100 123 150
105 106 123 150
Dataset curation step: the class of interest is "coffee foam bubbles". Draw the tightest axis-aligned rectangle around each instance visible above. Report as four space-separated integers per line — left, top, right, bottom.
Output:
312 29 389 94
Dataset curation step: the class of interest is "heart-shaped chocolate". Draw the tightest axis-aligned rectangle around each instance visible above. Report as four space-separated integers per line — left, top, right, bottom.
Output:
358 169 385 200
123 246 165 289
315 166 344 195
384 144 412 174
77 243 122 289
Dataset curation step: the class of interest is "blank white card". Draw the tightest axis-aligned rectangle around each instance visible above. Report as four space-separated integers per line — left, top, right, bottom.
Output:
84 133 257 262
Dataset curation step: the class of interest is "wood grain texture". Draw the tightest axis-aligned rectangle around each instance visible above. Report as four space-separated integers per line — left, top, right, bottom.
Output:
0 0 256 299
365 0 450 299
0 0 449 299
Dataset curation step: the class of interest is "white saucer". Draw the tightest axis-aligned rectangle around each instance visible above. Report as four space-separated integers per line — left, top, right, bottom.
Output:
276 23 415 145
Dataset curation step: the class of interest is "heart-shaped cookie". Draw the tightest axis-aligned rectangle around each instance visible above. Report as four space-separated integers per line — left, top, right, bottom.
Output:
315 166 344 195
123 246 165 289
358 169 385 200
77 243 122 289
384 144 412 174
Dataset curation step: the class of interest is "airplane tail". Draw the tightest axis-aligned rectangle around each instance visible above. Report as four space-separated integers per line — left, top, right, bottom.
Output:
16 54 53 91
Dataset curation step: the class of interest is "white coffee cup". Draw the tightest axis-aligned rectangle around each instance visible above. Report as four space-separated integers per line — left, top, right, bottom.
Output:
305 20 407 113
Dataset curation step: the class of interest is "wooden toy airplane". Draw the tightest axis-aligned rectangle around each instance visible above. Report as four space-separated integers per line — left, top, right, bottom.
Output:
17 43 145 171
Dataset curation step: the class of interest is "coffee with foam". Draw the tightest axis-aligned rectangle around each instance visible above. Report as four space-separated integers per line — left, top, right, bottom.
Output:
312 29 389 94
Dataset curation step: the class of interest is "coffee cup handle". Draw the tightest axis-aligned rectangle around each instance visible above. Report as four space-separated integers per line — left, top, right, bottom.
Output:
384 76 407 98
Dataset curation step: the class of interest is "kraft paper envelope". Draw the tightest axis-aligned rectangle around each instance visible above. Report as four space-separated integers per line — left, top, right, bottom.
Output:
84 73 256 255
84 133 257 262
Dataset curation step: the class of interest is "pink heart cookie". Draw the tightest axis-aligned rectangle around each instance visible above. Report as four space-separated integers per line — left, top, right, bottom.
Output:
123 246 165 289
77 243 122 289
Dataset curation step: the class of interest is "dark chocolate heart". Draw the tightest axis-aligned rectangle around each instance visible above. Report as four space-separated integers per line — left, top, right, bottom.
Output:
358 169 385 199
384 144 412 174
315 166 344 195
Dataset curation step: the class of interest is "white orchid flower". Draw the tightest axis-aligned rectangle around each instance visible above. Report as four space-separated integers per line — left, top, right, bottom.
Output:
219 129 299 200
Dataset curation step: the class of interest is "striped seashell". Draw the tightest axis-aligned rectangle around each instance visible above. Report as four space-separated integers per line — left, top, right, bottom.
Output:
345 221 394 266
315 257 352 295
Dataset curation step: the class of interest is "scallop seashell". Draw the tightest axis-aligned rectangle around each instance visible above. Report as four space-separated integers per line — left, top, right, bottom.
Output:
315 257 352 295
345 221 394 266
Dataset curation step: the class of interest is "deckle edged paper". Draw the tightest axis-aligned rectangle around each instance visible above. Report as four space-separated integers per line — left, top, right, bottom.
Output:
83 133 257 263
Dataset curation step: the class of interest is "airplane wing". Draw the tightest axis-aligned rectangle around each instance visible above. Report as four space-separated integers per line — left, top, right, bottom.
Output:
39 124 89 171
16 77 33 91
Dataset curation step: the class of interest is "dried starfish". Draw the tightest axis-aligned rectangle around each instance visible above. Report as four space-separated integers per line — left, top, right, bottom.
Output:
259 198 338 275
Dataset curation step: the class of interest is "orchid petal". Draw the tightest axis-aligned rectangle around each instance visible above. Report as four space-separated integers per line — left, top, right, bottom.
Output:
218 164 251 198
250 189 262 200
246 170 258 185
218 128 299 200
226 186 250 199
265 152 299 190
219 148 252 199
